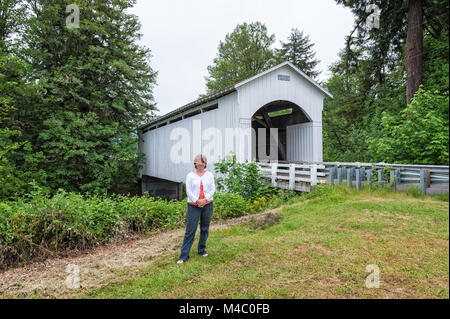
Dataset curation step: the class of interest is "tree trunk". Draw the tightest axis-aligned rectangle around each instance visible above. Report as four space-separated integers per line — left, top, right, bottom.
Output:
406 0 424 104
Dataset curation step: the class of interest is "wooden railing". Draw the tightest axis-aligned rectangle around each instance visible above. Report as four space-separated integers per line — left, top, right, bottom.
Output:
256 162 328 192
257 161 449 194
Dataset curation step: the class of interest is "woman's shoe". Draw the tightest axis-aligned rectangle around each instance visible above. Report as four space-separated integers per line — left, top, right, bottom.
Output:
202 253 208 257
176 259 184 264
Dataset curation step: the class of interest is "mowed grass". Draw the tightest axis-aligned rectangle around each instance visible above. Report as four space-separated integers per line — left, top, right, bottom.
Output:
80 186 449 299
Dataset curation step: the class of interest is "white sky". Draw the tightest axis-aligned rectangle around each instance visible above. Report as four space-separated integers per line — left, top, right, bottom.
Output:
129 0 355 116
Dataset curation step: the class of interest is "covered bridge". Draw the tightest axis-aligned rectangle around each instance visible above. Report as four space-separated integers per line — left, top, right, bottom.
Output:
138 61 332 199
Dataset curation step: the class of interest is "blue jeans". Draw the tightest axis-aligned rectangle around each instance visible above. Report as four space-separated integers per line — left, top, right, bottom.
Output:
178 201 213 261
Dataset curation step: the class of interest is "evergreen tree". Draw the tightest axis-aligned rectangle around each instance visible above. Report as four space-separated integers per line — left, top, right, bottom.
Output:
204 22 276 94
0 0 27 48
275 28 320 80
335 0 449 103
322 0 449 164
5 0 157 194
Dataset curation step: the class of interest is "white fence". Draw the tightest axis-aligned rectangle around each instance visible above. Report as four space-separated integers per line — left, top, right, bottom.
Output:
257 161 449 195
257 162 328 192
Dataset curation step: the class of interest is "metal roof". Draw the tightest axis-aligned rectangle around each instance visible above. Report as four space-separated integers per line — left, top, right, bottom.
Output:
140 85 236 131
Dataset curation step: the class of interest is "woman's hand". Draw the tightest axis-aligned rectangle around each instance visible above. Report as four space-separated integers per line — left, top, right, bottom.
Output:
196 198 207 207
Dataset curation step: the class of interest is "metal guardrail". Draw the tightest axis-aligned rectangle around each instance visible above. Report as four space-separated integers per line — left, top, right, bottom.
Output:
257 161 449 194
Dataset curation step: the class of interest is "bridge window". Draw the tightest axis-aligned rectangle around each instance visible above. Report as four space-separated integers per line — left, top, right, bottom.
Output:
277 74 290 81
143 126 156 133
169 116 182 124
202 104 218 112
184 109 201 119
268 108 292 118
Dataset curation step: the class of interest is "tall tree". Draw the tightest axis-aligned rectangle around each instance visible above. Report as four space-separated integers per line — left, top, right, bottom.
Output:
204 22 276 94
336 0 449 103
24 0 157 128
0 0 27 48
275 28 321 80
406 0 423 103
6 0 157 194
0 49 48 199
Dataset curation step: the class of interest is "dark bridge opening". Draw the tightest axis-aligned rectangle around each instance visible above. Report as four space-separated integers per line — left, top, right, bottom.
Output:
251 100 311 162
141 175 183 200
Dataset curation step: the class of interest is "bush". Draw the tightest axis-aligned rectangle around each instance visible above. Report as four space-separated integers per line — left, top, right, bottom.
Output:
368 88 449 165
0 183 186 270
214 152 278 201
212 192 250 219
0 181 302 270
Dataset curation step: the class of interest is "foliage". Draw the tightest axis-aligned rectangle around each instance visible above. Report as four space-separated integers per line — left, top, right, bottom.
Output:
214 152 278 202
275 28 321 79
0 49 49 199
368 88 449 165
0 52 31 159
0 0 27 48
0 183 301 269
0 183 186 270
335 0 448 91
0 142 49 200
422 30 449 93
204 22 276 94
212 192 250 219
37 111 144 193
23 0 158 128
323 1 449 165
0 92 20 160
0 0 157 196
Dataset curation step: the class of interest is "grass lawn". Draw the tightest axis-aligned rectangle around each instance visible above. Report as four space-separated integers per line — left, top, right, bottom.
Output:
80 185 449 299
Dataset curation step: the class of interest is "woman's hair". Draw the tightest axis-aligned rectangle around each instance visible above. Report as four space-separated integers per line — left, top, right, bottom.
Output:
193 154 207 169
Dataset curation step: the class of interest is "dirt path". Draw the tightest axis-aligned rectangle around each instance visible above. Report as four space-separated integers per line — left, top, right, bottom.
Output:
0 204 294 299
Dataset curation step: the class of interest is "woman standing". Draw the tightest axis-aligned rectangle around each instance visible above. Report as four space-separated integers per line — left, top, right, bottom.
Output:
177 154 215 264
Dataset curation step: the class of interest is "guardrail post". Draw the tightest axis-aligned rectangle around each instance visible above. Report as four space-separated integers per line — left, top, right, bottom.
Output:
360 167 365 186
396 169 401 188
377 168 383 187
420 169 427 195
271 162 277 187
342 167 347 184
329 166 335 185
310 164 318 186
347 167 353 187
356 168 361 189
390 169 398 191
426 169 431 188
337 167 343 184
289 163 295 190
366 169 372 186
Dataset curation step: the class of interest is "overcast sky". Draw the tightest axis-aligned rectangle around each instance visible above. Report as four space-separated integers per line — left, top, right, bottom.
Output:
129 0 355 117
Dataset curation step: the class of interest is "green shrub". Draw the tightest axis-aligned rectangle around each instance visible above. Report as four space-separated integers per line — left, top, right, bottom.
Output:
0 183 186 270
214 152 279 202
212 192 250 219
368 88 449 165
0 181 303 270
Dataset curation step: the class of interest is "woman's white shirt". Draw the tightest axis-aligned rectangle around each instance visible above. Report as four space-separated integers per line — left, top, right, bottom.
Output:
186 170 216 203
